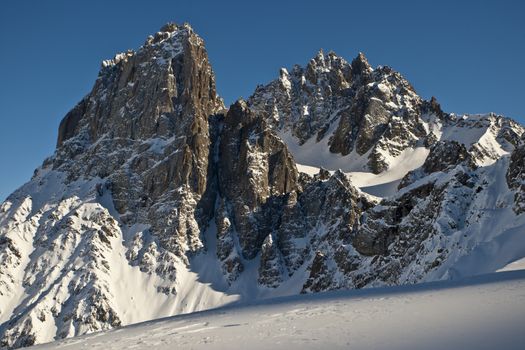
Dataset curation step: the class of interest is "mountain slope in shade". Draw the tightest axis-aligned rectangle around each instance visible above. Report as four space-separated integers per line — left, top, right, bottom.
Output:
0 22 524 348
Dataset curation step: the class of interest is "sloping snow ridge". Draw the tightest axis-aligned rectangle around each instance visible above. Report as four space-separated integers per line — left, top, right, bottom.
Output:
498 257 525 272
33 270 525 350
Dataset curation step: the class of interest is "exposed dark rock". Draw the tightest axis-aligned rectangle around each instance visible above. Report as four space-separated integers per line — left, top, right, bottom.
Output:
507 134 525 213
399 140 476 188
422 141 475 174
214 198 244 283
56 97 88 147
258 235 284 288
302 251 332 293
248 51 430 174
218 100 299 259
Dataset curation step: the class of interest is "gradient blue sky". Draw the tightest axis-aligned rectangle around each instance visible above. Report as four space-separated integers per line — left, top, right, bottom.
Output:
1 0 524 200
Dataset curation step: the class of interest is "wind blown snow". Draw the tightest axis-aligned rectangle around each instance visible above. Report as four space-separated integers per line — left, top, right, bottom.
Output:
33 270 525 350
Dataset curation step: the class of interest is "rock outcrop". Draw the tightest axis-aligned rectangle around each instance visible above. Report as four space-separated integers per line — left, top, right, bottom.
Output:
218 101 299 260
507 133 525 213
399 140 476 188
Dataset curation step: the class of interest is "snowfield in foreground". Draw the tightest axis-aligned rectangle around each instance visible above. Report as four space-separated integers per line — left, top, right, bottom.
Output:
34 270 525 350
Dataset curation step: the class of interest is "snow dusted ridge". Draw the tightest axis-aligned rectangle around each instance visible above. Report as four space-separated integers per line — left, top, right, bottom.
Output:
33 270 525 350
1 21 525 348
248 50 523 197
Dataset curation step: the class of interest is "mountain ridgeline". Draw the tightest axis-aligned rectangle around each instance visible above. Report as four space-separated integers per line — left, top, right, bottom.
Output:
1 23 524 348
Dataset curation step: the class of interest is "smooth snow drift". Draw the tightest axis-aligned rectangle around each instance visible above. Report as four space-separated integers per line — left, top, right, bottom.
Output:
33 270 525 350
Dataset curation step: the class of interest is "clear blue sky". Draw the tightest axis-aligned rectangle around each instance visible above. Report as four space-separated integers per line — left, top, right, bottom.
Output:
1 0 524 201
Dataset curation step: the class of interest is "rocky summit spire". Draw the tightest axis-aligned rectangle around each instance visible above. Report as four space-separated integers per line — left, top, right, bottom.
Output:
350 51 372 75
314 48 325 61
52 22 226 256
52 21 225 237
57 22 223 148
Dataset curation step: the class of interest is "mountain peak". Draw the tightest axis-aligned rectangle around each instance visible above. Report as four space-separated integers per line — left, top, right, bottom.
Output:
159 21 181 33
58 23 222 148
104 23 199 70
351 51 372 74
142 21 199 49
315 48 325 60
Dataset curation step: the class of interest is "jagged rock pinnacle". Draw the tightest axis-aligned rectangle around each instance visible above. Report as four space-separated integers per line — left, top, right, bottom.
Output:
351 51 372 74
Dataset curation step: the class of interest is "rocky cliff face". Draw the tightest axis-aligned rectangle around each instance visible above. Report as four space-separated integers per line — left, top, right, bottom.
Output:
54 22 225 267
248 53 523 175
507 134 525 214
217 101 300 260
247 50 433 173
1 22 524 348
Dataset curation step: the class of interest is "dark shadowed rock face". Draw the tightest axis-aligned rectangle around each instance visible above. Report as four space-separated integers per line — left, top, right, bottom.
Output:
353 169 482 285
422 141 475 174
302 251 331 293
507 134 525 213
258 234 284 288
57 98 88 147
217 100 300 260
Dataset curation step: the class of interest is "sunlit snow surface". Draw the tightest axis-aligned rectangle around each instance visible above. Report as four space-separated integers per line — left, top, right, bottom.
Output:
280 126 431 198
34 270 525 350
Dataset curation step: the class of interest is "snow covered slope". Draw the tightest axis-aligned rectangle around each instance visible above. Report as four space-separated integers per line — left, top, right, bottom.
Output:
32 270 525 350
